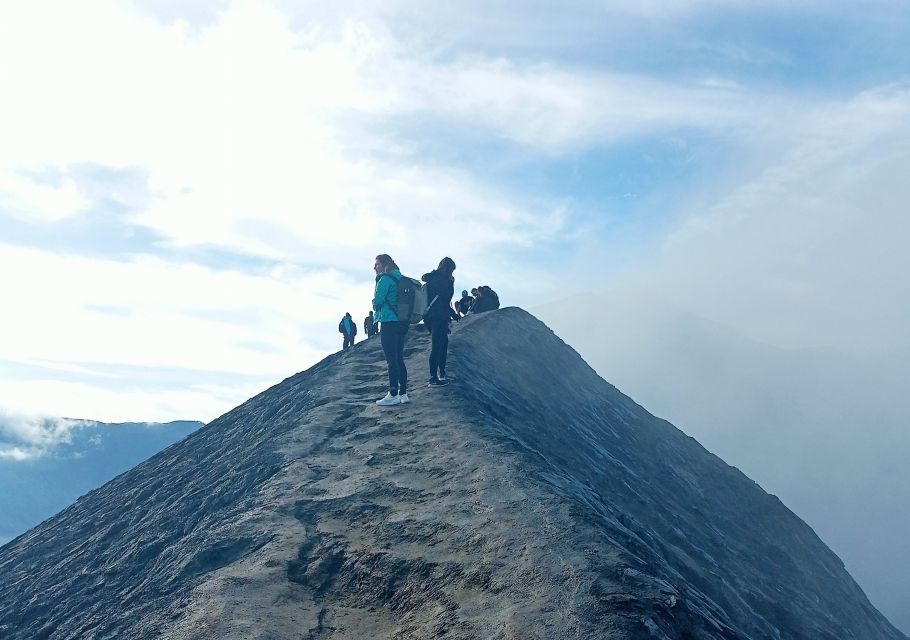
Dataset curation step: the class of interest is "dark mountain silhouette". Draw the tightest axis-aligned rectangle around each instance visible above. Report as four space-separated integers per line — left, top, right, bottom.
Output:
0 420 202 544
0 309 903 639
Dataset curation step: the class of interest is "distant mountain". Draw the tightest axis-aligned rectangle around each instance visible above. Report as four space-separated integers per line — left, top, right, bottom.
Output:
0 420 202 545
0 309 903 639
536 294 910 635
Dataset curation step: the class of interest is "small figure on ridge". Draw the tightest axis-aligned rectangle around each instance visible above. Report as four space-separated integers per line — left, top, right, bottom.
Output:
339 312 357 350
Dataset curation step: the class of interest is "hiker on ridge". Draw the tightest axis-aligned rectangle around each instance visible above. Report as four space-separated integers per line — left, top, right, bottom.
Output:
339 312 357 350
372 254 409 406
364 311 375 338
422 257 459 386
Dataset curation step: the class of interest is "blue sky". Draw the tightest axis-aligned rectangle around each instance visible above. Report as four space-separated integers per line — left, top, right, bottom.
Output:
1 0 908 428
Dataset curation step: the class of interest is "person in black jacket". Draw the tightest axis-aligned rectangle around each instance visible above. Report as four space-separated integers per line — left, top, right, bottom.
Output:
470 285 500 314
455 289 473 317
421 257 458 386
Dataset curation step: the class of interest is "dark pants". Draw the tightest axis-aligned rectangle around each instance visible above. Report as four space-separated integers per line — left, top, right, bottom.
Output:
380 321 408 395
427 317 449 379
343 333 355 350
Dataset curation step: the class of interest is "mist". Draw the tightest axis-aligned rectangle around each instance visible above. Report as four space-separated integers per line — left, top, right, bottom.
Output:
534 87 910 631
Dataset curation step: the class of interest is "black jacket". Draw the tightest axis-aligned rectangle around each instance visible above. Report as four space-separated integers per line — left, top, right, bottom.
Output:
421 270 457 322
471 290 500 313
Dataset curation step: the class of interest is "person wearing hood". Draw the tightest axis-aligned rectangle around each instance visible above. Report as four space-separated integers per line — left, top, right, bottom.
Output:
372 254 409 406
421 257 458 386
471 285 500 313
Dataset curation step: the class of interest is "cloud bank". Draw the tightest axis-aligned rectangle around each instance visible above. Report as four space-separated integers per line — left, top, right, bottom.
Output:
0 410 90 460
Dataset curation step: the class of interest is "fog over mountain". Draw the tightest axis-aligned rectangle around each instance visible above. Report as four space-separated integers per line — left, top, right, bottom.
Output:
0 419 202 546
537 295 910 634
0 309 903 639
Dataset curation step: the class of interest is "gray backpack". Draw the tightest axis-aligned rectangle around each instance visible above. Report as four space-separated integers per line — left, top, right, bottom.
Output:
396 276 428 324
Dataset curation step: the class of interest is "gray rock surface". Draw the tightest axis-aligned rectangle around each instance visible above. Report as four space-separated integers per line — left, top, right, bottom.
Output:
0 308 904 639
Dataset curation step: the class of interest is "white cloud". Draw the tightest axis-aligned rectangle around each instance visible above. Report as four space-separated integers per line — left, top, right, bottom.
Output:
647 84 910 354
0 377 247 426
0 409 90 460
0 171 89 222
0 0 785 267
0 245 334 368
0 243 355 421
389 58 764 151
0 447 32 461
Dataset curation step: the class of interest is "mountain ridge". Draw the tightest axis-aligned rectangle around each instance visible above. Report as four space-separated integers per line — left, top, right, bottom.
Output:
0 308 903 639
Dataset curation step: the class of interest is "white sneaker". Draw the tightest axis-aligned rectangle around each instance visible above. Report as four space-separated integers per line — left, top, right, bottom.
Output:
375 393 401 406
399 393 410 404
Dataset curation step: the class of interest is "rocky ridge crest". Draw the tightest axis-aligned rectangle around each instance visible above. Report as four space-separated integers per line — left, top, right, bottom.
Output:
0 308 903 639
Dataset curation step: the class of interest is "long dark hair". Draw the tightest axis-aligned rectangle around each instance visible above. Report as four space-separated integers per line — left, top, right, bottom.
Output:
375 254 399 271
437 257 456 277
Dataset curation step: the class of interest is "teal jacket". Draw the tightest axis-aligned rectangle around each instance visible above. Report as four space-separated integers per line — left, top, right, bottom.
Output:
373 269 402 323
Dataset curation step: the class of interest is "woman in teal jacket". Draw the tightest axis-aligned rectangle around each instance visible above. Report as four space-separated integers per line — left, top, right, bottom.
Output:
373 254 409 405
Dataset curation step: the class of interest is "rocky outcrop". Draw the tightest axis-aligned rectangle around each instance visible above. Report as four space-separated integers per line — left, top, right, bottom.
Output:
0 308 903 639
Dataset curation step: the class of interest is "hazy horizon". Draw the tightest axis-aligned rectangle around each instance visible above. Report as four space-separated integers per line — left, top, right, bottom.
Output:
537 293 909 633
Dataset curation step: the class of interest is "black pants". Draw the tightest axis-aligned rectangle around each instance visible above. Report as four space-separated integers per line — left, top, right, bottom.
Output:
380 321 408 395
426 317 449 379
343 334 354 349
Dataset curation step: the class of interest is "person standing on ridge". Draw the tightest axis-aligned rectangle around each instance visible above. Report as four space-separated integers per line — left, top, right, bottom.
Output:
364 311 375 338
372 254 409 406
339 312 357 350
422 257 458 386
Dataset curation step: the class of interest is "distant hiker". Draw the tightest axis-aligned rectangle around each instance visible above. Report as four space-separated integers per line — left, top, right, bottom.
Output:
455 289 474 317
339 312 357 350
470 286 500 314
364 311 376 338
373 254 409 405
422 257 459 386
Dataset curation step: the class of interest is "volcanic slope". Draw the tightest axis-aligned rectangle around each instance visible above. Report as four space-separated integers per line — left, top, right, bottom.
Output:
0 308 903 639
